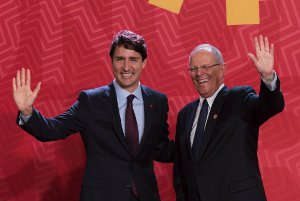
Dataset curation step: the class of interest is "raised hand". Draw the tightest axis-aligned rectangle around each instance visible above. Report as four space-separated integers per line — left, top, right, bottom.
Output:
12 68 41 116
248 35 275 81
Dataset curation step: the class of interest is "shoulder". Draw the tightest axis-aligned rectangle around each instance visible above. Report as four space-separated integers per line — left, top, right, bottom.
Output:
82 85 110 96
77 85 112 102
179 99 198 114
228 85 256 98
141 85 167 100
219 85 258 107
230 85 255 93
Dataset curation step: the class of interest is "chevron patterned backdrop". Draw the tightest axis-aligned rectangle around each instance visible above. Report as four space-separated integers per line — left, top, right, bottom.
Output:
1 0 299 201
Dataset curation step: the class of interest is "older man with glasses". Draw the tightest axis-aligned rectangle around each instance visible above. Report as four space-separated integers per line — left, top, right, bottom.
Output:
173 35 284 201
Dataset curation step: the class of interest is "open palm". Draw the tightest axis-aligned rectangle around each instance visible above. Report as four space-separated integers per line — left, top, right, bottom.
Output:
248 35 274 79
12 68 41 116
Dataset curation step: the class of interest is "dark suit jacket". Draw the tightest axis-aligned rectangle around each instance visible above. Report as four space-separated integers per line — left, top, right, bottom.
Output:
18 83 174 201
174 79 284 201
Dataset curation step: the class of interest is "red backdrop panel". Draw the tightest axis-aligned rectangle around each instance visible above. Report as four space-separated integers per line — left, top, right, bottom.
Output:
1 0 299 201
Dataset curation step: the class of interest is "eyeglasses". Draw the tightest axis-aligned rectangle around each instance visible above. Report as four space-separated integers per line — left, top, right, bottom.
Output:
188 63 222 73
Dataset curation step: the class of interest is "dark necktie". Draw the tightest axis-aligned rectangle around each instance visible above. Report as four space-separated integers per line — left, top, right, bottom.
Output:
125 94 139 156
192 99 208 163
125 94 139 197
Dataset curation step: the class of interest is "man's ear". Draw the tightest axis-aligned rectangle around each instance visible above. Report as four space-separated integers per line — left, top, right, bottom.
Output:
142 58 147 68
222 63 226 73
220 63 226 79
223 63 227 71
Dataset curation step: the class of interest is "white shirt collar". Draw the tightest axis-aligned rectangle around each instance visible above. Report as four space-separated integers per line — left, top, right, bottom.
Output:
199 83 224 108
113 80 143 103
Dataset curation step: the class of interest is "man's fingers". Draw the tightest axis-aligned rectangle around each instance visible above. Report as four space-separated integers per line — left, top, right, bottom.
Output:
21 68 26 86
264 37 270 51
270 44 274 55
254 37 260 54
33 82 41 97
12 78 16 92
26 69 31 87
248 53 257 65
16 70 21 88
259 35 265 51
248 53 257 64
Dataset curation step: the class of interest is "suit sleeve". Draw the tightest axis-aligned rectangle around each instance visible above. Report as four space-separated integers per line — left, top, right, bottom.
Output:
16 91 91 142
258 78 284 122
152 94 174 163
242 77 284 126
173 110 186 201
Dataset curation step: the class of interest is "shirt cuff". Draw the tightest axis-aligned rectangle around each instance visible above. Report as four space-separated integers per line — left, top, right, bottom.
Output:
261 70 278 91
18 113 32 125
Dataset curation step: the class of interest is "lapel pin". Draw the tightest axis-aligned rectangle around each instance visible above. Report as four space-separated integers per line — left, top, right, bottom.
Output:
213 114 218 119
150 104 153 108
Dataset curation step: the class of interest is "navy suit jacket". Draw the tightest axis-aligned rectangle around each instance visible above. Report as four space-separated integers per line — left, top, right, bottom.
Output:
18 83 174 201
174 79 284 201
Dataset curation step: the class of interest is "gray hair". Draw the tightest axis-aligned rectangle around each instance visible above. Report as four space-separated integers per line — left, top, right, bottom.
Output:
189 44 224 65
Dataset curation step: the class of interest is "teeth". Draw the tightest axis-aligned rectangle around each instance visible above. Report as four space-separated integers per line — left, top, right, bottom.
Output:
122 73 132 77
199 80 208 83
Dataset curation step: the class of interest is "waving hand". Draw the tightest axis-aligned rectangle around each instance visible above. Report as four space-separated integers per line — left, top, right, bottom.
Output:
248 35 275 81
12 68 41 116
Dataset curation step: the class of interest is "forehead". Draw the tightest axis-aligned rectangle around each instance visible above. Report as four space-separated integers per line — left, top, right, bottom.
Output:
191 50 215 62
190 51 216 65
113 45 142 58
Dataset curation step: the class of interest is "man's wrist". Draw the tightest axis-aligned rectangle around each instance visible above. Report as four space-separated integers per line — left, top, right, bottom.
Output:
20 107 33 117
261 71 275 83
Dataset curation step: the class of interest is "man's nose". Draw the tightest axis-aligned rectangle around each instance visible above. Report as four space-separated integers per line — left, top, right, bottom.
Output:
123 59 130 70
196 67 206 76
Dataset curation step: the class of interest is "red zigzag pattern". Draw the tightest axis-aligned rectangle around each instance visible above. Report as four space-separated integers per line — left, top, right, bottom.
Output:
1 0 300 200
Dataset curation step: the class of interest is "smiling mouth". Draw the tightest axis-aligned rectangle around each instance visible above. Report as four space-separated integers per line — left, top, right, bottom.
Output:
197 79 208 84
121 72 133 78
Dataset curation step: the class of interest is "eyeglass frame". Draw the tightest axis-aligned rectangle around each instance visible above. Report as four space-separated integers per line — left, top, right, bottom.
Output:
188 63 223 73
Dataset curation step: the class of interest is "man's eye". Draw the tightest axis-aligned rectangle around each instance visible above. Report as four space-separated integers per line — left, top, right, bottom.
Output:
115 58 123 61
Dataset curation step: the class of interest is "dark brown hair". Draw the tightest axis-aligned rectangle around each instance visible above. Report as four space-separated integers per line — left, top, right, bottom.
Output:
109 30 147 61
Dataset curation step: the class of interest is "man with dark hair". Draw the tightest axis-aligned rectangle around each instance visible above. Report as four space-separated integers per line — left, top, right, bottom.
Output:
13 30 174 201
173 36 284 201
109 30 148 61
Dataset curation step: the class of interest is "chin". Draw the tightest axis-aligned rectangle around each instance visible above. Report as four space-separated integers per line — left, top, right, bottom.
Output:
199 91 210 98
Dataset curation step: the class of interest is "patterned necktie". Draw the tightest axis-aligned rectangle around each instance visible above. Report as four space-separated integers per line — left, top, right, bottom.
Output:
192 99 208 163
125 94 139 197
125 94 139 156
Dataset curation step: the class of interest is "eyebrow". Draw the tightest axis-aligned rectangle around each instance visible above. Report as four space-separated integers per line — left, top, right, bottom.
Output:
197 63 213 66
113 56 140 60
129 56 140 60
113 56 124 59
114 56 140 59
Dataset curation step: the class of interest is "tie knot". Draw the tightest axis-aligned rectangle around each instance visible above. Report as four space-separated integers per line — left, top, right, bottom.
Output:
202 99 208 107
127 94 135 104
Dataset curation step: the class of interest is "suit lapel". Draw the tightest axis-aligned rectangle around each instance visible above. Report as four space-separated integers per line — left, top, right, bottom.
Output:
135 85 154 156
102 83 130 154
197 86 229 163
184 100 200 161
